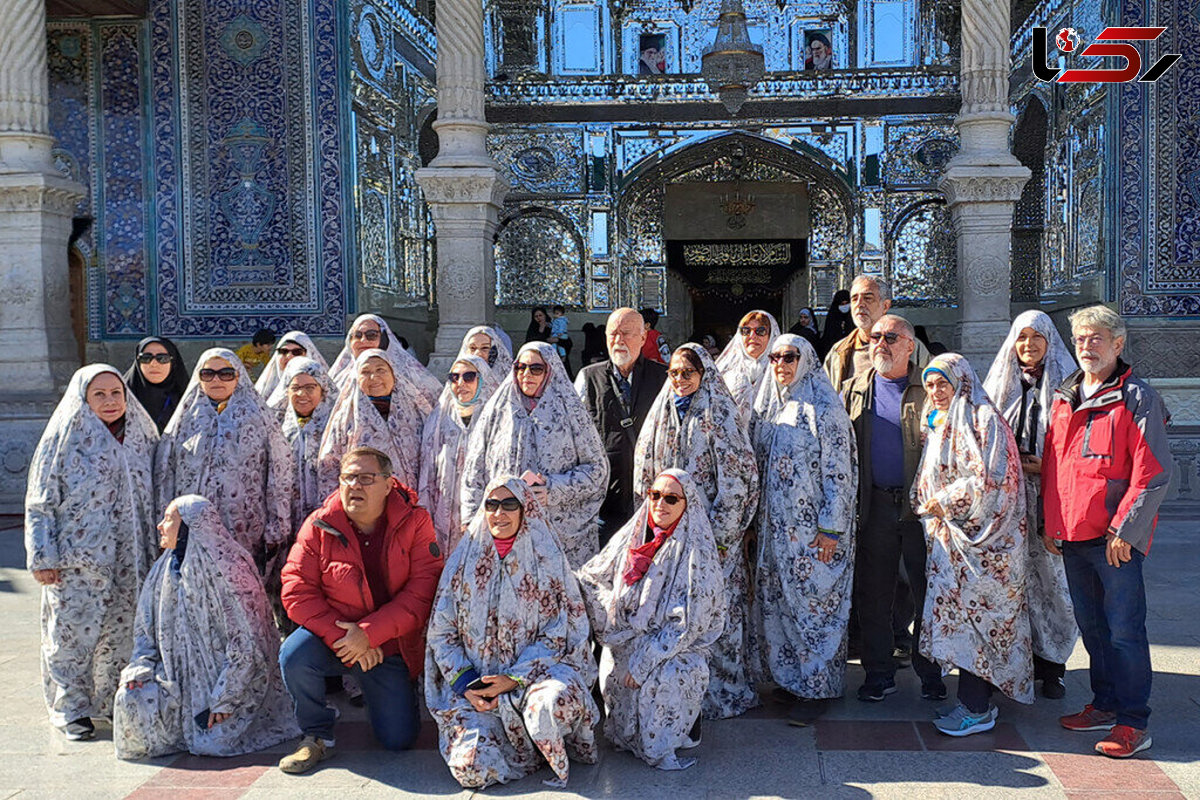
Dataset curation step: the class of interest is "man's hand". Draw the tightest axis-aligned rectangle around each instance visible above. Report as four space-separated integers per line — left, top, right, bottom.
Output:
333 620 372 665
464 687 497 712
32 569 60 585
207 711 230 728
356 646 384 672
1020 454 1043 475
1042 533 1061 556
1106 534 1133 568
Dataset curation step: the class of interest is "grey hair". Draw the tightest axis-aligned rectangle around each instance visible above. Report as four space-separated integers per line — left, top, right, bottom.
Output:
1068 305 1126 342
851 274 892 302
876 313 915 340
341 446 393 477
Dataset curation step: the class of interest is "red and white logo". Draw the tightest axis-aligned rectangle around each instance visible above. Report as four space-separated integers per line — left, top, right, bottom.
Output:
1056 28 1081 52
1032 26 1181 83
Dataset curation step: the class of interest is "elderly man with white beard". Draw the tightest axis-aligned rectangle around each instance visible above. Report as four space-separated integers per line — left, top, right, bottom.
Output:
576 308 668 546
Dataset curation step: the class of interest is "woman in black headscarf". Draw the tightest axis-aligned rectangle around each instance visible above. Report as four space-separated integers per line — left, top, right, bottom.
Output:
788 306 823 358
819 290 854 357
124 337 190 432
524 307 552 344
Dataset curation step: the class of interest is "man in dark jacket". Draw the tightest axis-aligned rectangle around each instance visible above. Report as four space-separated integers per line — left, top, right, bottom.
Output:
575 307 668 545
1045 306 1171 759
277 446 444 773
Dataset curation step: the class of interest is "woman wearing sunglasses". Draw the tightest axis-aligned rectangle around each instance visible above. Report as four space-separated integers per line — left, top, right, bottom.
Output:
714 310 781 431
156 348 294 580
327 314 440 401
419 355 501 555
426 477 598 789
319 347 435 496
254 331 328 400
633 344 759 720
124 336 189 432
749 334 858 721
578 469 723 770
461 342 608 569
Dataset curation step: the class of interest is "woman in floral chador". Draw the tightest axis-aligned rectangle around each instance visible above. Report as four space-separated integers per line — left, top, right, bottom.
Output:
254 330 328 400
328 314 441 400
984 310 1079 699
715 309 781 431
318 348 435 494
425 477 599 789
273 357 338 527
25 365 160 740
915 353 1034 737
579 469 724 770
459 325 514 375
461 342 609 569
750 335 858 708
419 354 502 555
114 495 299 758
634 343 759 718
156 348 294 575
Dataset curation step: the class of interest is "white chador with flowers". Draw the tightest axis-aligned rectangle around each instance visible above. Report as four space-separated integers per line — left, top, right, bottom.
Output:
271 357 338 527
750 335 859 699
578 469 724 770
25 364 160 727
155 348 294 571
459 325 515 376
460 342 609 569
633 343 760 718
914 354 1034 704
254 330 328 400
425 478 599 789
327 313 441 401
714 310 781 432
113 496 300 758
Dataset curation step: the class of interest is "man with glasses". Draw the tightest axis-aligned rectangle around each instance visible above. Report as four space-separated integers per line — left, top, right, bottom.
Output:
277 446 444 773
1043 306 1171 758
575 308 668 545
824 276 930 392
841 315 946 703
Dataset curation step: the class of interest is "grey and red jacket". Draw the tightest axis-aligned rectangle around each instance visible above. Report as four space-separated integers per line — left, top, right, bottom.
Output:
1042 360 1172 555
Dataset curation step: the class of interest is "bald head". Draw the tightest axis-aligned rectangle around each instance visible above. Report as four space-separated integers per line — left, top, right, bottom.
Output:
606 307 646 373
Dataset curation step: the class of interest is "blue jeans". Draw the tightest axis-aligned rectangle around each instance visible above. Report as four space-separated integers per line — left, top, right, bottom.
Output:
1061 538 1152 729
279 627 420 750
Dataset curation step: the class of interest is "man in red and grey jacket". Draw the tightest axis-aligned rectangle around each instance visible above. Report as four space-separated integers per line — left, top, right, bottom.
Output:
277 446 444 774
1042 306 1171 759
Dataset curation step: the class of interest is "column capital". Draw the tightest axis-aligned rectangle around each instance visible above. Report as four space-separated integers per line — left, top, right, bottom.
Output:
415 166 510 211
0 169 86 215
938 165 1030 208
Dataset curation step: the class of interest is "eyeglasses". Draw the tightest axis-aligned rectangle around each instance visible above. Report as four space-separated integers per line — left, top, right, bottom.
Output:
513 362 547 376
767 352 799 364
137 353 172 365
339 472 385 486
277 346 306 357
740 325 769 338
484 497 523 512
349 329 381 342
1073 334 1108 348
198 367 238 382
667 368 700 380
647 490 683 505
448 370 479 384
869 331 907 345
287 382 321 395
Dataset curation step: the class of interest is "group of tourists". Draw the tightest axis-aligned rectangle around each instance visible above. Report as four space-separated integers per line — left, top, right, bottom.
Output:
25 279 1171 788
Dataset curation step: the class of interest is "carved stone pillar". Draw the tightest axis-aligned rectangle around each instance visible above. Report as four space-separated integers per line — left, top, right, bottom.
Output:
0 0 86 512
416 0 509 373
938 0 1030 369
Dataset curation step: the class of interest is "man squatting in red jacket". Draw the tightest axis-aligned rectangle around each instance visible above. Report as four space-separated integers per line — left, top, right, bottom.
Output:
1042 305 1172 759
277 446 445 774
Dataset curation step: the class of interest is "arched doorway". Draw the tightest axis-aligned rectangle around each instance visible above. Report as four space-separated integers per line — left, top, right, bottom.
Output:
617 132 854 346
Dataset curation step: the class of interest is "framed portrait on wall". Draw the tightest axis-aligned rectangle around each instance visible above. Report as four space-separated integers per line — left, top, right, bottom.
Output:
638 32 667 74
803 28 834 69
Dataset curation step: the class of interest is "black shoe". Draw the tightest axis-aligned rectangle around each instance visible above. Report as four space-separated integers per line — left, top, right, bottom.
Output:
771 686 800 705
61 717 95 741
787 698 832 727
857 678 897 702
1042 676 1066 699
893 645 912 668
921 680 948 701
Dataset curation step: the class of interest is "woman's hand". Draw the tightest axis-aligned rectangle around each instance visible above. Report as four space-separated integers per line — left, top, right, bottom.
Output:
32 569 60 585
1020 454 1043 475
623 672 640 689
464 675 519 712
810 532 838 564
126 681 144 690
207 711 230 728
921 499 945 518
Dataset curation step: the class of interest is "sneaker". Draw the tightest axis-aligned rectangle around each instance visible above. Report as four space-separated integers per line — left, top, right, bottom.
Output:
60 717 95 741
1060 704 1117 732
786 698 832 727
933 703 997 737
856 677 897 702
1041 676 1066 700
279 735 334 774
920 680 948 701
1095 725 1152 758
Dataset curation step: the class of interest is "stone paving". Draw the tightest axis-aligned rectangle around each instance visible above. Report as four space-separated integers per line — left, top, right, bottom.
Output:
1 514 1197 799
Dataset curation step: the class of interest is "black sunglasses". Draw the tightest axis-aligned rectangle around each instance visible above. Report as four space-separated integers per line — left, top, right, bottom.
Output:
647 489 683 505
137 353 172 365
277 346 306 357
484 497 523 512
513 362 547 376
740 325 769 337
198 367 238 382
767 352 799 364
869 331 907 345
349 329 381 341
448 370 479 384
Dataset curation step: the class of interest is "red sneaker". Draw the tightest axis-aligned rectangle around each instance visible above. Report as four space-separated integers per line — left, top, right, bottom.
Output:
1060 704 1117 731
1095 725 1152 758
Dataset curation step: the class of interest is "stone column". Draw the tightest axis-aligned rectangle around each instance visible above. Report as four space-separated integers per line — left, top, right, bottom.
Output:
0 0 86 512
415 0 509 374
937 0 1030 369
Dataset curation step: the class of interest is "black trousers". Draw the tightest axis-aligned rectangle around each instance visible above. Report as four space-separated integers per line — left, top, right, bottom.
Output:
854 488 940 684
957 670 995 713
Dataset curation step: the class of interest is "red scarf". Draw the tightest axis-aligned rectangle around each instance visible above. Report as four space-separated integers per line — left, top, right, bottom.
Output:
622 518 680 586
493 535 516 558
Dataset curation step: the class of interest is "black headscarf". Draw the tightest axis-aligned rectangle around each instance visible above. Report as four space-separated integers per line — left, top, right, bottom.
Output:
124 336 190 432
788 306 823 356
169 520 190 575
820 290 855 355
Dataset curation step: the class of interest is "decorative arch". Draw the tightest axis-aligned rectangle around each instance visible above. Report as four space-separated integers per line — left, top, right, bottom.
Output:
494 205 586 307
888 198 958 307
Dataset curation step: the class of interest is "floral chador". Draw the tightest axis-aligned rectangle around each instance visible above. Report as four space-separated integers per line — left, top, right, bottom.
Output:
714 309 781 432
459 325 514 375
328 313 441 401
254 331 328 399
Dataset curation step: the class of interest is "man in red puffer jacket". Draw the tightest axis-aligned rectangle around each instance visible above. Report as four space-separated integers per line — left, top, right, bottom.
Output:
277 446 444 774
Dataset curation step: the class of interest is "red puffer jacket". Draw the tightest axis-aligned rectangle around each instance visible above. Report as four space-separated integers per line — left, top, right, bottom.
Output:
281 480 444 676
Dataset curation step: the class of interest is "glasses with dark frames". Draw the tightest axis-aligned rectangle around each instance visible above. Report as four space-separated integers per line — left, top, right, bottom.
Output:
349 329 381 342
198 367 238 382
868 331 907 345
667 368 700 380
277 346 306 357
137 353 173 365
740 325 769 338
647 489 683 505
767 352 799 364
339 472 385 486
484 497 523 512
513 362 547 376
448 371 479 384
